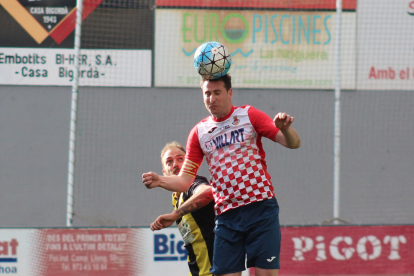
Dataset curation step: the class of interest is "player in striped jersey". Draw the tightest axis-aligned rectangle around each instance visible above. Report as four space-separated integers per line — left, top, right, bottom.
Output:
150 141 215 276
143 74 300 276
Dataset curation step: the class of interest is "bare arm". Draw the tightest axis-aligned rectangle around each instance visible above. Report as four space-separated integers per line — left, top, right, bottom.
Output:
142 172 195 192
150 184 214 231
173 184 213 218
274 112 301 149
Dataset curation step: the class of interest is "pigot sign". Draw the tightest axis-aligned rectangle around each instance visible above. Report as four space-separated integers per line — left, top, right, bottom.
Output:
291 234 406 261
279 225 414 275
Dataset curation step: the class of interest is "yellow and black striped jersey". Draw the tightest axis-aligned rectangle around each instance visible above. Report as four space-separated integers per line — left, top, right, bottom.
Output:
172 175 215 276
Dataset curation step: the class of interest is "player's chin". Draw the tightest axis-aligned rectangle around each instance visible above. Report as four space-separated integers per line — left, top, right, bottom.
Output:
166 171 179 176
209 108 220 116
164 171 177 176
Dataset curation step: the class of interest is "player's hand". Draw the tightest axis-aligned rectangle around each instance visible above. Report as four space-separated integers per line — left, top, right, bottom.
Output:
150 213 178 231
274 112 295 130
142 172 160 189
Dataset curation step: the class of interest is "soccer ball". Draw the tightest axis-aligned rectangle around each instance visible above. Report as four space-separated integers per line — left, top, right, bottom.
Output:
193 41 232 80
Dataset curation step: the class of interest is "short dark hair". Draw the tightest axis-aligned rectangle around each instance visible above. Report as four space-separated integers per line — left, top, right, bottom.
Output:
200 74 232 91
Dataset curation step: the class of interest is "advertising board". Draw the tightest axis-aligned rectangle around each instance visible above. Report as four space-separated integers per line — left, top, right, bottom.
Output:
1 225 413 275
0 48 151 87
155 2 356 89
357 0 414 90
0 0 154 86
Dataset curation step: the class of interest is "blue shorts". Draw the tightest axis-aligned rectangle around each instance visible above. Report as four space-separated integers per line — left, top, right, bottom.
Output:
210 198 281 274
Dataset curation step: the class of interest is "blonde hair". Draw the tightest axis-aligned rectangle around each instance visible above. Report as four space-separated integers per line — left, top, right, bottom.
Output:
160 141 186 166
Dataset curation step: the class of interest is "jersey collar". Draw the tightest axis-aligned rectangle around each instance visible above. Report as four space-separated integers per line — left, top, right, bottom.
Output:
211 106 235 122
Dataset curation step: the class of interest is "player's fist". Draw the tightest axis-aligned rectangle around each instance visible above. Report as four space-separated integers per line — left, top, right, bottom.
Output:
150 213 177 231
142 172 160 189
274 112 295 130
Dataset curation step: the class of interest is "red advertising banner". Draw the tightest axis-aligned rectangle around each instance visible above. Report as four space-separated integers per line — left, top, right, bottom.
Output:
263 225 414 276
156 0 357 10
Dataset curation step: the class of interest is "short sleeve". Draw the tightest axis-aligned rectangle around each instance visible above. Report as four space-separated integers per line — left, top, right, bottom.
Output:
184 176 209 198
184 125 204 166
248 106 279 141
180 125 204 177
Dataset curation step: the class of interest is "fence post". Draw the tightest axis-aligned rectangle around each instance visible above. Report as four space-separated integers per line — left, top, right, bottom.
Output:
66 0 84 227
333 0 343 224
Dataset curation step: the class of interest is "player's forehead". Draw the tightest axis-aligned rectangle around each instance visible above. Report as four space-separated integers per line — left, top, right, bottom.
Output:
202 80 226 93
163 148 185 160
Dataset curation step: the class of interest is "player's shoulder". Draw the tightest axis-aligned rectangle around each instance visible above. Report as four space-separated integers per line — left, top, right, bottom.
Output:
194 175 209 185
184 175 209 197
234 105 256 112
241 105 267 117
236 105 253 109
232 105 258 117
194 115 213 126
236 105 270 123
189 116 210 135
192 115 217 135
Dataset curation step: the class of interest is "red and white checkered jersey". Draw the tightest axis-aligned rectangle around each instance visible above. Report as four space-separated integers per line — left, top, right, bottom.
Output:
184 105 279 215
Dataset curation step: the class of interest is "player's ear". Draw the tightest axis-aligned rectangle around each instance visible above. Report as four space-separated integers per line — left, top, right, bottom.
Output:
162 169 166 176
228 88 233 99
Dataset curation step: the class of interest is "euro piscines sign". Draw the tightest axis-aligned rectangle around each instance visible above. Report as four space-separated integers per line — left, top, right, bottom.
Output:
154 0 357 89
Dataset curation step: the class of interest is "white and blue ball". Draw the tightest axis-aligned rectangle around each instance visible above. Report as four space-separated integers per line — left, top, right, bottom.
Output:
193 41 232 80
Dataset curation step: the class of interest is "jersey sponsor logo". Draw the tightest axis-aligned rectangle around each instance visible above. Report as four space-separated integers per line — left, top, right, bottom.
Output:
178 219 195 246
211 128 245 149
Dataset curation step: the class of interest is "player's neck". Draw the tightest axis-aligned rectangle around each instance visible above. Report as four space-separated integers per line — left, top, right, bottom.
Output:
211 106 234 122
